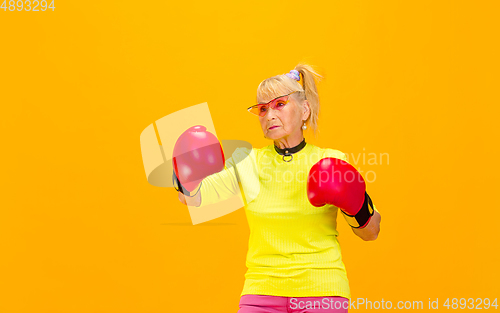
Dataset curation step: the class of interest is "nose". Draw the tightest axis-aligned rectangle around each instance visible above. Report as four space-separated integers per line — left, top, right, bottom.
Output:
266 107 278 120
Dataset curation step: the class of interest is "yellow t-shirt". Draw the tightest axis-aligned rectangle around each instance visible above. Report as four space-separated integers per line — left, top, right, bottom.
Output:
199 143 371 299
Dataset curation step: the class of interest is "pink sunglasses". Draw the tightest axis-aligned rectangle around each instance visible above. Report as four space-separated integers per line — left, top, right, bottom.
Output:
247 91 299 117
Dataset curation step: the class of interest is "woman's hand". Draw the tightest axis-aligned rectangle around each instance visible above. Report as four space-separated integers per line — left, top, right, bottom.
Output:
177 190 202 207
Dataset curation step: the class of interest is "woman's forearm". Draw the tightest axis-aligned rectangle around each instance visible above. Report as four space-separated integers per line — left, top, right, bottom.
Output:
178 190 202 207
187 190 202 207
351 210 381 241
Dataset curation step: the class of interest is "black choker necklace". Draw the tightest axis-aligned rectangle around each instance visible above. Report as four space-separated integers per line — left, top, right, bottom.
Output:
274 139 307 162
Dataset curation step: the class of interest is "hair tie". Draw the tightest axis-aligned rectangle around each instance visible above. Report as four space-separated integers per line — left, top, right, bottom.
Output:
285 70 300 81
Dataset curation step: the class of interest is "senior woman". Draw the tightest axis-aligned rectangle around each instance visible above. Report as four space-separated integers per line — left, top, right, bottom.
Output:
178 64 381 313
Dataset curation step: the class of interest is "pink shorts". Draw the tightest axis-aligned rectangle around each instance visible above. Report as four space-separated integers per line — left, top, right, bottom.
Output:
238 294 349 313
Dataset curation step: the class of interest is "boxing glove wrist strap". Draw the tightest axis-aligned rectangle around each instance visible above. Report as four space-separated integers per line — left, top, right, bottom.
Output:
172 171 202 197
341 192 375 228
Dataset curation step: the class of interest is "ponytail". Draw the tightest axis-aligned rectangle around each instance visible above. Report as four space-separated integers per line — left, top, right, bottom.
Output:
294 63 322 134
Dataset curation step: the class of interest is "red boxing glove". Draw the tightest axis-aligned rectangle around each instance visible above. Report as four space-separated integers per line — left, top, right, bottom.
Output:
307 157 375 228
172 125 225 197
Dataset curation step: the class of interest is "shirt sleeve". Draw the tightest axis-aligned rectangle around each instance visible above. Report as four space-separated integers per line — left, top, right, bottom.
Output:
198 147 257 207
321 148 348 162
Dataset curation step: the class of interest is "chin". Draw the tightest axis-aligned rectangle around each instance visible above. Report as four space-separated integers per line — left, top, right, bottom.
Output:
266 134 282 140
264 128 284 139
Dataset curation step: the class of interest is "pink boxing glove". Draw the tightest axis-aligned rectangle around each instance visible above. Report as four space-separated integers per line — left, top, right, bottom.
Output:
172 125 225 197
307 157 375 228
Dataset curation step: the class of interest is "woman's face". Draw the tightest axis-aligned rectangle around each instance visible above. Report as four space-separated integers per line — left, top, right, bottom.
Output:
259 93 310 141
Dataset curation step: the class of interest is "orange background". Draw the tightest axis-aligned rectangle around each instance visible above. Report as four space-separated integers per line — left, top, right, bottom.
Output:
1 1 499 312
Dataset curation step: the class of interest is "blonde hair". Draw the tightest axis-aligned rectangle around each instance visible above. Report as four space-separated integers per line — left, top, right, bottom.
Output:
256 63 322 134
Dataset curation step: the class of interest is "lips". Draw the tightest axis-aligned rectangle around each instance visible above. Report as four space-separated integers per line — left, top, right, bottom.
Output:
268 126 279 130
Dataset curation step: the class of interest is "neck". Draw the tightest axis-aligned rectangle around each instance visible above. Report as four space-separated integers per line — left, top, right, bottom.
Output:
273 132 304 149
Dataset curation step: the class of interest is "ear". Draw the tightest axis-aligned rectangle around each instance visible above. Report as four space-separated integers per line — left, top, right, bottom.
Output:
302 100 311 121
